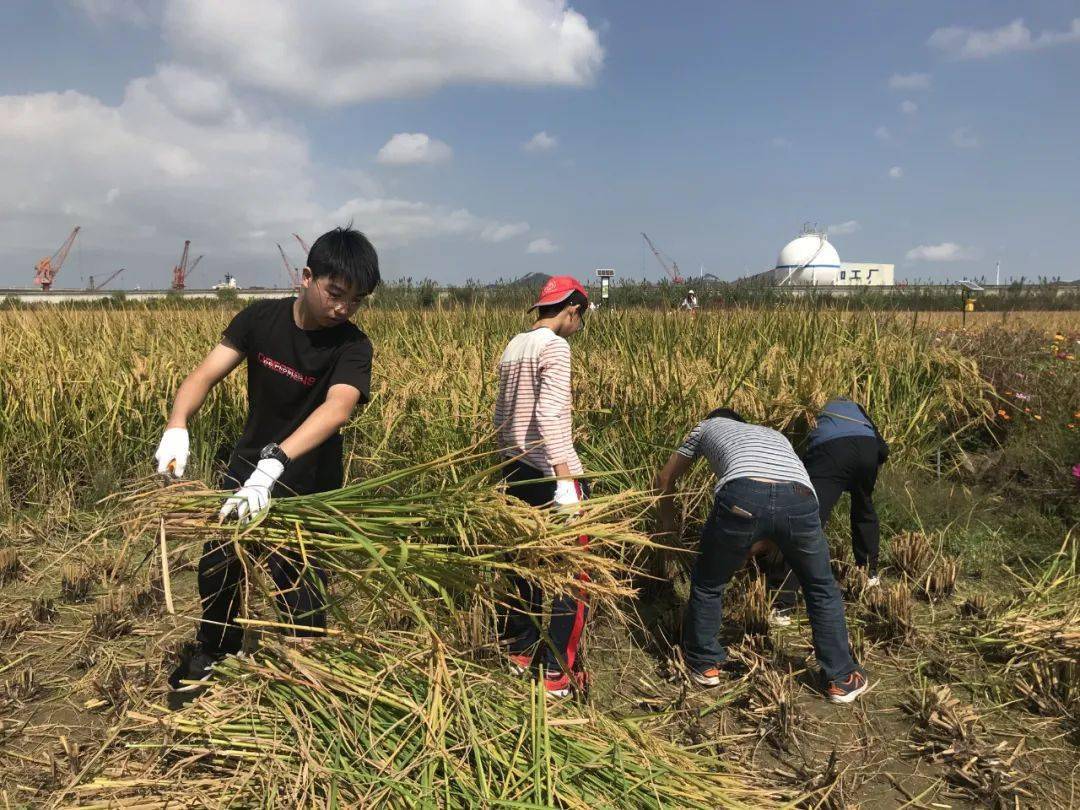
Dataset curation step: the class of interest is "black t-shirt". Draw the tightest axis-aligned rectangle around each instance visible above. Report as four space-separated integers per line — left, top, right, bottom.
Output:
221 297 372 495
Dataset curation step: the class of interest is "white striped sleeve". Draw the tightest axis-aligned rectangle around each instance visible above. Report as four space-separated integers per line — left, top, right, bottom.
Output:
676 423 703 459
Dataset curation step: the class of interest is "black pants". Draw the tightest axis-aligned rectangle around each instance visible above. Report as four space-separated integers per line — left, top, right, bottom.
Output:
498 461 590 673
196 459 340 656
770 437 881 609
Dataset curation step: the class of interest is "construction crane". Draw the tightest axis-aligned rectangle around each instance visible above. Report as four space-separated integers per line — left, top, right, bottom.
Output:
641 232 685 284
33 226 81 291
189 255 203 275
88 268 124 291
277 243 301 288
171 240 192 290
293 233 309 256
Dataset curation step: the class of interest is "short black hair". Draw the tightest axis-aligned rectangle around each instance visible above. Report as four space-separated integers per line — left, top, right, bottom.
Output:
707 407 746 422
307 226 380 295
536 289 588 320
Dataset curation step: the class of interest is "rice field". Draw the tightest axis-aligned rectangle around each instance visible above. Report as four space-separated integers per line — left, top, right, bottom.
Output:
1 303 1078 807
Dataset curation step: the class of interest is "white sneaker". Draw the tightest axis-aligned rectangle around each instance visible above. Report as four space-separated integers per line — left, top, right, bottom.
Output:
769 608 794 627
865 575 881 588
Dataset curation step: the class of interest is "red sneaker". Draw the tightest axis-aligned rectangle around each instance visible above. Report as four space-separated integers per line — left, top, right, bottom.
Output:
688 665 723 688
543 670 586 697
507 653 532 676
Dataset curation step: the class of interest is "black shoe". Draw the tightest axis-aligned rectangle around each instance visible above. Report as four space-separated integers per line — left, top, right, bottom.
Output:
168 649 222 692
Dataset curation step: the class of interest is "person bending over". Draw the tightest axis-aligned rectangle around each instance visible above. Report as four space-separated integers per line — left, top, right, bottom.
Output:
654 408 869 703
768 396 889 620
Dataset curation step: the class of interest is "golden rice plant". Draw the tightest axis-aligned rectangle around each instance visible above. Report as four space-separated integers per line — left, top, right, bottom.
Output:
862 581 916 644
59 562 95 603
922 555 960 600
902 680 1031 806
0 305 994 517
84 636 784 808
890 531 935 581
0 547 22 584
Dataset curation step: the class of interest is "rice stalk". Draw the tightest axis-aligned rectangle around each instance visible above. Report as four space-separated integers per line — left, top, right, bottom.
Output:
88 635 784 808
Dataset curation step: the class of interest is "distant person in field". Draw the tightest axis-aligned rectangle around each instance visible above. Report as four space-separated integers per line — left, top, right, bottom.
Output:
493 275 591 698
153 226 379 693
679 289 699 311
768 397 890 620
654 408 869 704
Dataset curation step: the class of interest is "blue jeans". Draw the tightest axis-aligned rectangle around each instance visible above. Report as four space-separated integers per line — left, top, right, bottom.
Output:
682 478 859 682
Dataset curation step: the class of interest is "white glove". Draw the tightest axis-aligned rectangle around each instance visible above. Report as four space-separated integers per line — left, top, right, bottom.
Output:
553 479 580 508
155 427 190 477
219 459 285 523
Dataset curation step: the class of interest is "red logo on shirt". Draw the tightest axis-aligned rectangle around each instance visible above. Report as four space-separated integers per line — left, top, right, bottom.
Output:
257 353 316 386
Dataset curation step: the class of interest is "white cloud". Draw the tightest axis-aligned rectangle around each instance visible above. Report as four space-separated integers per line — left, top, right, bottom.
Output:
71 0 154 26
826 220 860 236
928 17 1080 60
146 63 238 125
0 70 528 285
480 222 530 243
327 198 525 247
905 242 979 262
900 100 918 115
888 72 932 90
951 127 980 148
770 136 791 148
162 0 604 106
526 237 558 254
376 133 453 166
889 166 904 179
875 126 892 142
523 131 558 152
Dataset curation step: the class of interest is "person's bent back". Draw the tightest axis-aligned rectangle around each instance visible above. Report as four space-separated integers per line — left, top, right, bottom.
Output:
654 408 870 704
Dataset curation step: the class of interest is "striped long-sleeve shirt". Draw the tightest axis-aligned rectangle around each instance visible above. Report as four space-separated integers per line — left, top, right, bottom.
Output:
677 417 815 495
493 327 583 476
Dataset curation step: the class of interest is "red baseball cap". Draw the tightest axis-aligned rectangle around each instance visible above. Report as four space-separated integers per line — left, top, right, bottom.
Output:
528 275 588 311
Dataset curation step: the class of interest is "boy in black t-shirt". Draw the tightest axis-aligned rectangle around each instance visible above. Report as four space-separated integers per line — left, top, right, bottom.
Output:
153 227 379 692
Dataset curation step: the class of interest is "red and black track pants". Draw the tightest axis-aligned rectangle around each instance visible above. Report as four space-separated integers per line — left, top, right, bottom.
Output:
499 460 590 674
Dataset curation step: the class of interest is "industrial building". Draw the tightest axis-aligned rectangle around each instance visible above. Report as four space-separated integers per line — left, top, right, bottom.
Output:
771 231 893 286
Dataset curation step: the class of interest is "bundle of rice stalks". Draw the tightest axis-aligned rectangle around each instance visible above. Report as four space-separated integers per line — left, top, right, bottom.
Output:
85 635 783 808
772 750 857 810
88 590 133 640
970 534 1078 668
123 454 660 630
60 562 95 603
2 667 41 707
0 547 22 584
739 574 770 637
29 596 57 623
862 581 915 644
921 555 959 600
959 592 992 619
0 609 30 641
740 665 801 753
1014 660 1079 725
901 681 1031 807
889 531 934 581
843 566 870 599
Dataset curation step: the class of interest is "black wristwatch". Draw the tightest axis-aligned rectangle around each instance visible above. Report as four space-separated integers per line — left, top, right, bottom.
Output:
259 442 290 467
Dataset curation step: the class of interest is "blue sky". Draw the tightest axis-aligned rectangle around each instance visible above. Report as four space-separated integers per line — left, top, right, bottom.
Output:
1 0 1077 289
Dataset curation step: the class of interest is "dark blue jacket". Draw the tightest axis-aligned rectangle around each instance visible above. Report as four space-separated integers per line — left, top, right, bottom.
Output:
807 398 883 455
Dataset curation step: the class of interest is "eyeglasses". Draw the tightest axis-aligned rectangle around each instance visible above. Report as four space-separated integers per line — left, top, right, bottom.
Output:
315 276 367 310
